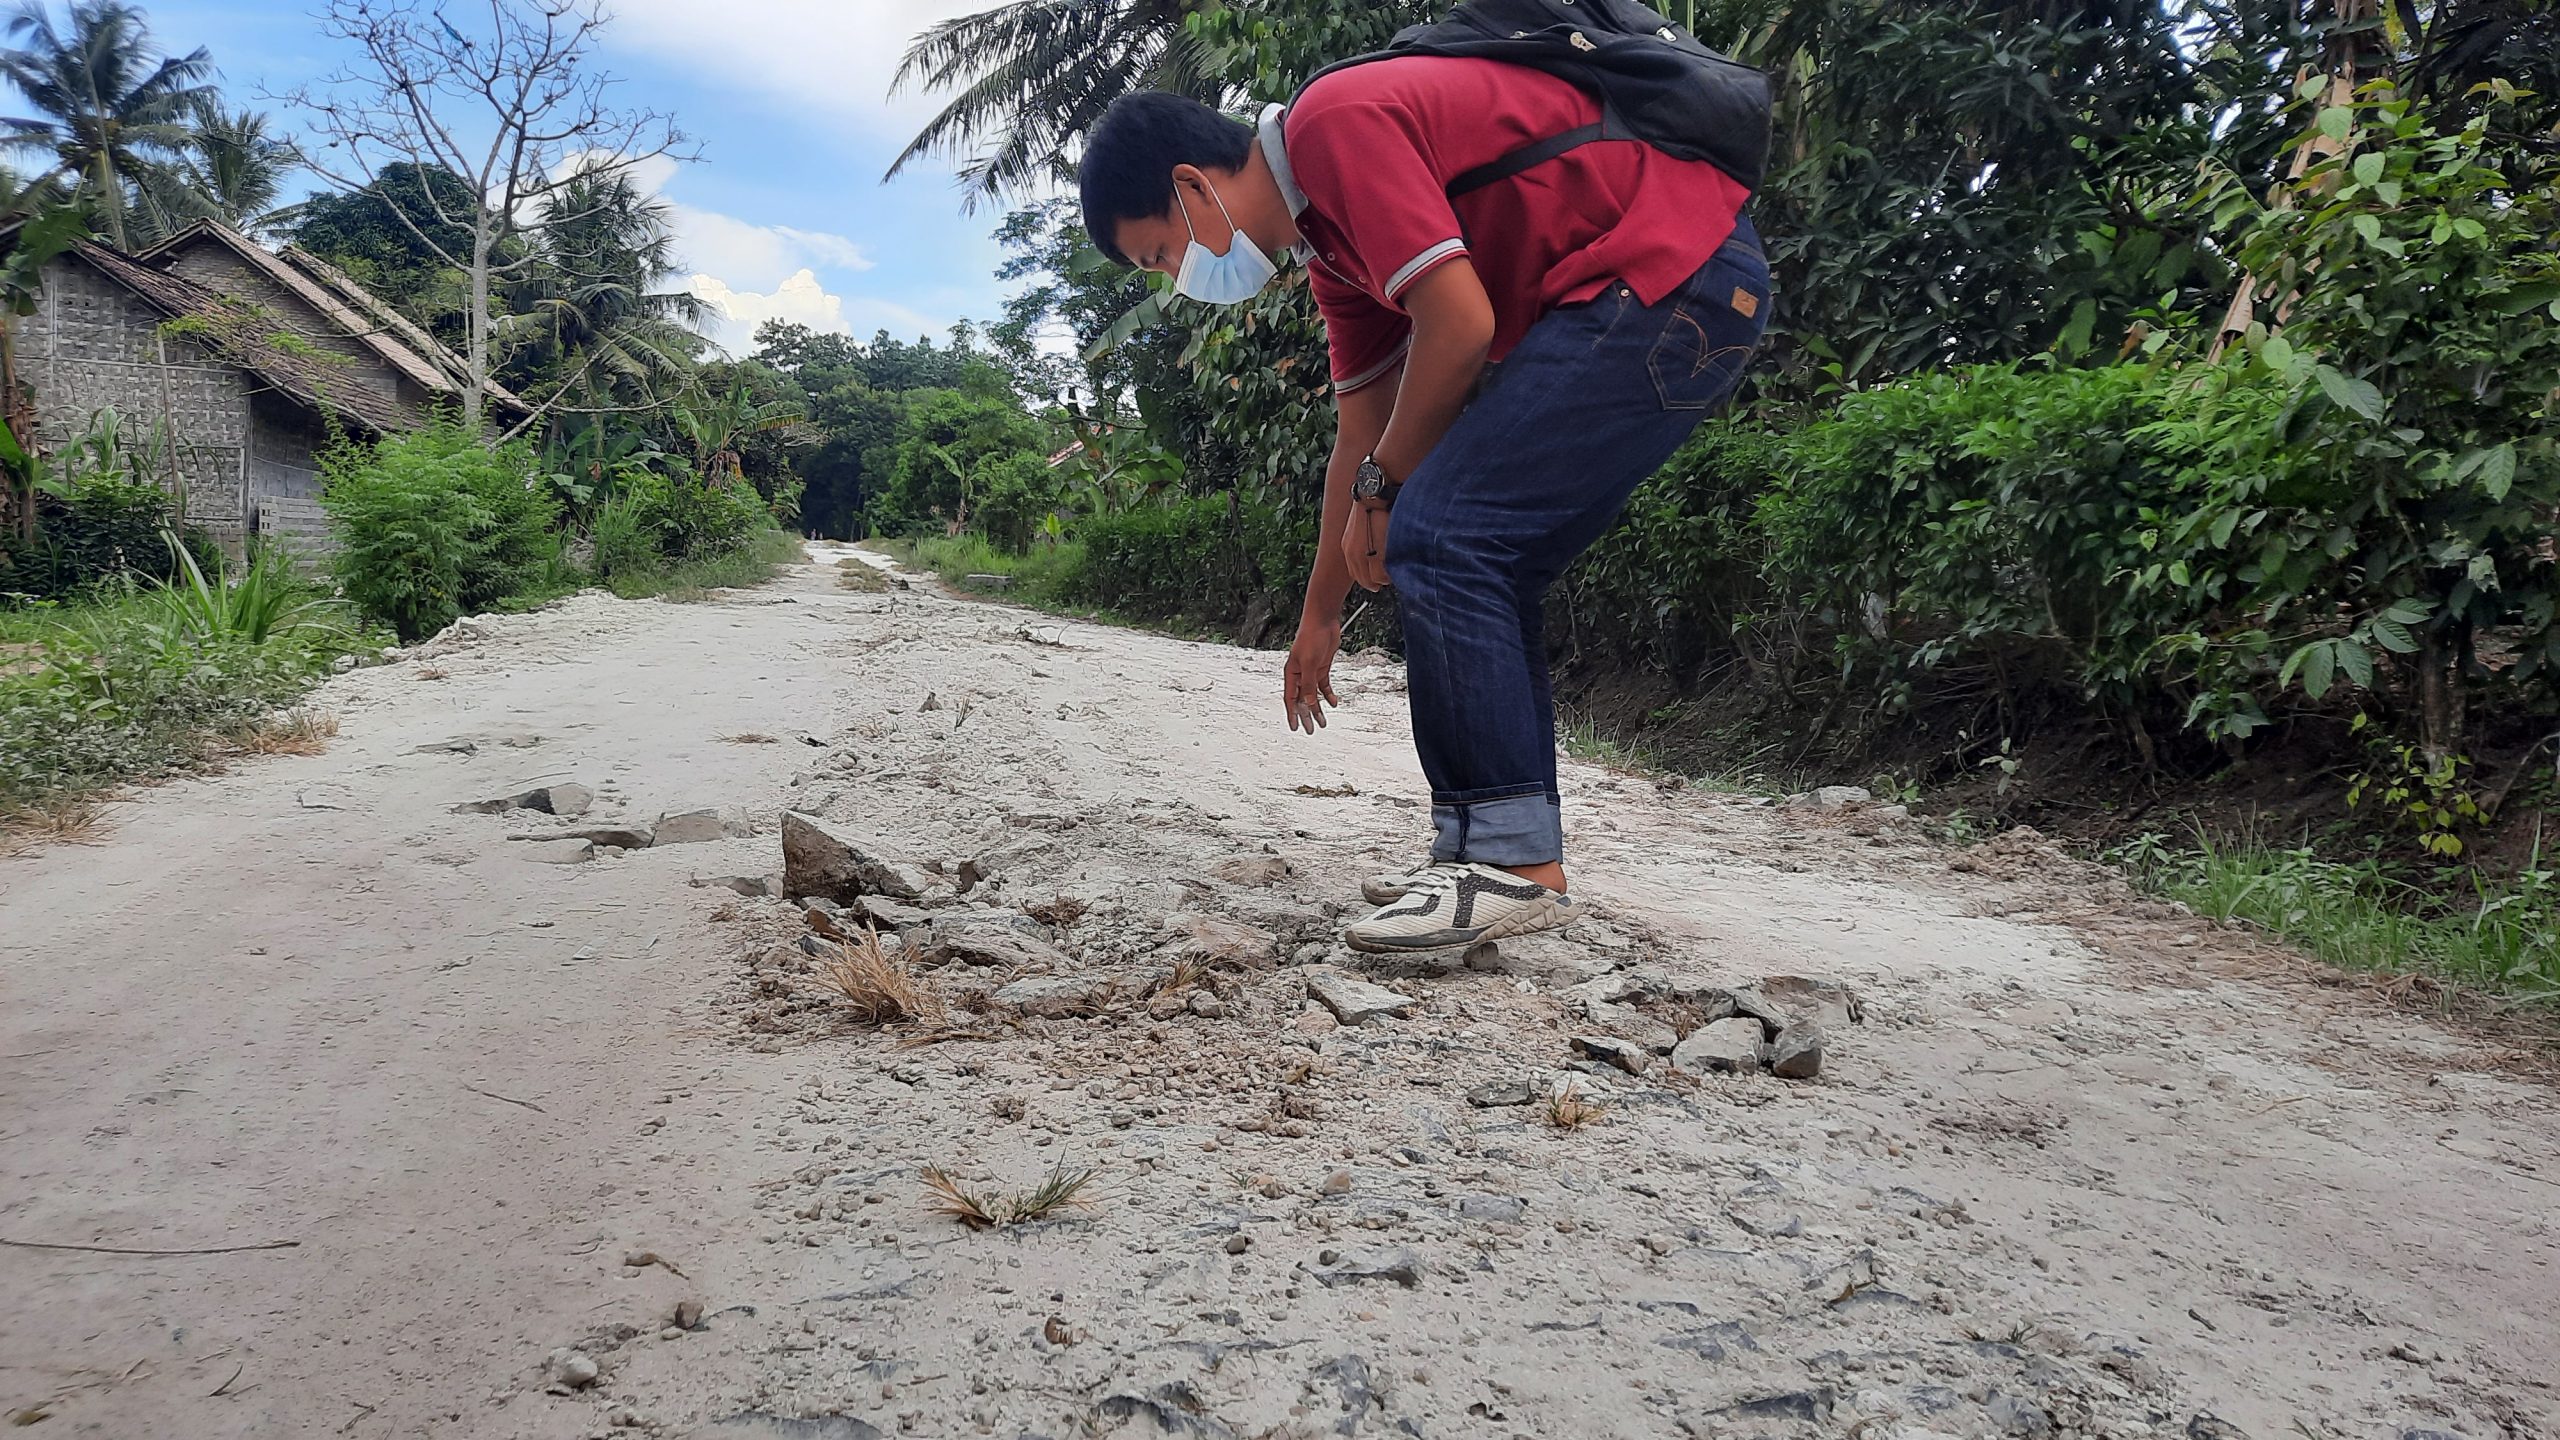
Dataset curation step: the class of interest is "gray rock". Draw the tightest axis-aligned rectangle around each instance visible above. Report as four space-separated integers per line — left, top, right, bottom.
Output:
545 1347 600 1388
2187 1418 2250 1440
780 811 929 902
1210 854 1292 887
1187 992 1229 1019
1455 1194 1527 1223
1305 969 1418 1026
1465 1080 1535 1109
992 969 1165 1018
1462 940 1504 971
1755 974 1865 1029
1562 973 1656 1008
565 825 654 850
1168 913 1280 969
1986 1391 2054 1437
455 782 592 818
1726 1181 1803 1238
1569 1034 1650 1075
690 873 776 897
1580 1001 1679 1054
910 915 1070 970
1769 1025 1825 1080
673 1298 703 1330
1723 985 1791 1037
655 808 749 845
1672 1018 1768 1075
1303 1246 1422 1288
521 839 596 865
1781 785 1871 810
852 894 937 930
329 653 357 673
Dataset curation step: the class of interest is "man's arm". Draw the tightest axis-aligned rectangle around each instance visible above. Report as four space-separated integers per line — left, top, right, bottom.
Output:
1341 259 1495 591
1285 372 1397 733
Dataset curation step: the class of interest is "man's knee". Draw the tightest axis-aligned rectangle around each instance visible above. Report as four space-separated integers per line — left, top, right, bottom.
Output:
1384 506 1462 596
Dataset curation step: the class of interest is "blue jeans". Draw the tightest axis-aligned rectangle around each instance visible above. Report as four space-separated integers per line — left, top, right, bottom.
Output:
1386 217 1770 867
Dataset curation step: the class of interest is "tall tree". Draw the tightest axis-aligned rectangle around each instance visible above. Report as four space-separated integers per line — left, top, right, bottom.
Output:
132 102 299 243
886 0 1224 210
283 161 478 333
499 165 707 437
288 0 689 430
0 0 214 249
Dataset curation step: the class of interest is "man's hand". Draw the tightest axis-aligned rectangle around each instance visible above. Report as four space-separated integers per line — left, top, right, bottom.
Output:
1284 618 1344 733
1342 501 1391 592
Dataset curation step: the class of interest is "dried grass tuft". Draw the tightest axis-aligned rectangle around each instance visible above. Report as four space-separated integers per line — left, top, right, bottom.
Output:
1025 895 1089 929
722 732 780 745
1544 1081 1610 1130
989 1094 1027 1121
413 665 449 681
921 1163 1099 1230
1160 956 1213 996
232 708 339 756
0 797 107 857
813 925 940 1026
836 559 889 593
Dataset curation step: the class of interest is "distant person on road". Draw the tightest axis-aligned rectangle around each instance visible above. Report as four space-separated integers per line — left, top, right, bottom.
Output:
1077 4 1769 954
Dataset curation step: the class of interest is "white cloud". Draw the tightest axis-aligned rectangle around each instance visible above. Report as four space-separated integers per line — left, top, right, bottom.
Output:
689 270 948 357
605 0 992 141
667 203 874 293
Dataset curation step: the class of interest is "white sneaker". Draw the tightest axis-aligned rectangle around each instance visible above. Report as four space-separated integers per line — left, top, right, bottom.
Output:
1344 863 1573 953
1360 863 1432 906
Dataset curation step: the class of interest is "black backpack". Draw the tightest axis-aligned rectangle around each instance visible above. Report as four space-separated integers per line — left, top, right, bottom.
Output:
1300 0 1773 199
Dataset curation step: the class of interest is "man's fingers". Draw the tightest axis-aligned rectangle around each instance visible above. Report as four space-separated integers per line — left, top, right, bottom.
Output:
1321 676 1342 707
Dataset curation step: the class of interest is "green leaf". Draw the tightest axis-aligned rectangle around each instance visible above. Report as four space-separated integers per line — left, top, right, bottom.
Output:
2302 641 2337 699
2335 640 2375 690
2369 617 2418 653
2383 598 2432 625
2479 443 2516 501
2351 152 2385 186
2313 364 2386 421
2351 214 2382 245
2260 335 2295 373
2317 107 2352 142
2467 553 2499 592
2209 509 2241 547
2056 299 2096 357
2488 281 2560 316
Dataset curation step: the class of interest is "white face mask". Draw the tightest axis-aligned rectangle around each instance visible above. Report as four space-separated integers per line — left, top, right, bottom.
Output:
1172 180 1276 305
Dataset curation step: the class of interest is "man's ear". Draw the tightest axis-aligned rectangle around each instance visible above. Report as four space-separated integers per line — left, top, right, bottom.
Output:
1167 164 1213 206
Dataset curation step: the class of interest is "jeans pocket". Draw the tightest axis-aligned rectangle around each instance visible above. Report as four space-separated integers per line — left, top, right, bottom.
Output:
1648 300 1758 412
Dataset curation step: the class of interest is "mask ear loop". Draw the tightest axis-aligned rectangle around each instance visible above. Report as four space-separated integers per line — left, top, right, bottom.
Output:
1175 177 1242 256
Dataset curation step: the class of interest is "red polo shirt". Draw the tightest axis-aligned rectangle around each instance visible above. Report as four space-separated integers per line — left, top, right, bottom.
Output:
1274 56 1750 393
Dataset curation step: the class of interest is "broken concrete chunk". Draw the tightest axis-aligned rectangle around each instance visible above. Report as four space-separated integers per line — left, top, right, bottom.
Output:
453 782 592 818
1569 1034 1650 1075
1769 1025 1825 1080
1209 854 1292 887
544 1348 600 1388
1580 1001 1680 1054
780 811 929 902
1672 1017 1768 1075
1303 1246 1422 1288
691 873 777 898
992 969 1164 1019
909 916 1070 971
563 825 653 850
1465 1079 1536 1109
654 807 752 845
1781 785 1872 810
1304 969 1417 1026
1167 913 1279 969
520 838 595 865
851 894 937 931
1756 974 1865 1030
1455 1194 1528 1223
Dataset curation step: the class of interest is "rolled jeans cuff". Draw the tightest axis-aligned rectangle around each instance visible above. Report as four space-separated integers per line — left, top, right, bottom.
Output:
1431 791 1563 868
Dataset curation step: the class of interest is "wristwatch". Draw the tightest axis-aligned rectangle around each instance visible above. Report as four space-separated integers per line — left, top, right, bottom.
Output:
1352 456 1398 506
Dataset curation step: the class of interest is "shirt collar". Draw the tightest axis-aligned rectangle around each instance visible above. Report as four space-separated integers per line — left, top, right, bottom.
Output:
1258 103 1314 262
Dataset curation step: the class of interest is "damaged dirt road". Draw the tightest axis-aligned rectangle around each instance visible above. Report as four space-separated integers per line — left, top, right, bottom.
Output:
4 543 2555 1440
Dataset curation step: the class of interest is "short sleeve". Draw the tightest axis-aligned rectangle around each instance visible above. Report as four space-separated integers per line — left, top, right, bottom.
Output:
1309 263 1409 394
1286 93 1471 307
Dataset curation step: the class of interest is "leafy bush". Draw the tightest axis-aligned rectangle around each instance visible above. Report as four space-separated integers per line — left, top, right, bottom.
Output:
969 452 1068 554
1060 495 1310 626
0 559 369 818
0 471 212 603
323 423 564 641
593 468 772 572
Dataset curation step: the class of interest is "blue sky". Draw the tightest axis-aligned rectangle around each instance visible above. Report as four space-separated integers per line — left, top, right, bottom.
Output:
30 0 1022 356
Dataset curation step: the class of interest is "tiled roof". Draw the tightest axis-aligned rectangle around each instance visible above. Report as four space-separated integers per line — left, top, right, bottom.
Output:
70 240 416 435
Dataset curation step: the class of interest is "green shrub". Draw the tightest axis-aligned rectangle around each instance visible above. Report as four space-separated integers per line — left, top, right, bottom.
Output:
970 452 1068 555
596 468 771 570
1061 494 1310 625
323 423 564 641
0 471 212 603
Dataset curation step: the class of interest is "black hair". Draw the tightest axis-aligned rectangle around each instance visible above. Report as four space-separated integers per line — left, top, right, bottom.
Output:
1078 92 1256 267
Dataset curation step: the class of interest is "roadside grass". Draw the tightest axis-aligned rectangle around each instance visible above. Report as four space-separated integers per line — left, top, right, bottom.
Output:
2110 827 2560 1005
874 534 1086 600
919 1163 1100 1230
603 527 803 602
1560 713 1773 796
1 552 377 839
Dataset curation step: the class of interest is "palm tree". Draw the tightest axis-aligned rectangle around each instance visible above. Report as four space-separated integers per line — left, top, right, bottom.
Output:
0 0 215 250
130 103 300 245
499 167 708 435
885 0 1226 211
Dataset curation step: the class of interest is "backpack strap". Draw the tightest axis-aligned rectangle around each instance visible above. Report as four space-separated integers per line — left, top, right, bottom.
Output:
1444 122 1606 198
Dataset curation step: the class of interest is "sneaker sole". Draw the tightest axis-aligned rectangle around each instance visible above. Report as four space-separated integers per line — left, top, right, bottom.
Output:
1343 894 1571 954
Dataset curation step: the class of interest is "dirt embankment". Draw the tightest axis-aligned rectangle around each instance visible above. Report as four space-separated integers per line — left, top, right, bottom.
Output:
2 543 2553 1440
